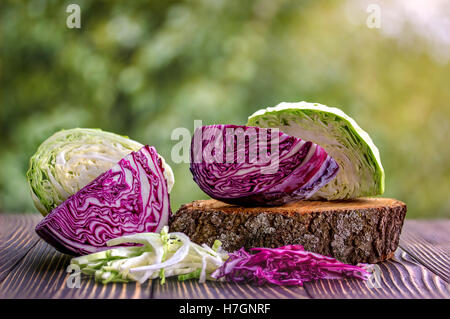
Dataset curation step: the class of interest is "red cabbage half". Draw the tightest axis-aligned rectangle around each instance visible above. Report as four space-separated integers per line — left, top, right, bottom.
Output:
190 125 339 206
35 145 171 256
212 245 370 286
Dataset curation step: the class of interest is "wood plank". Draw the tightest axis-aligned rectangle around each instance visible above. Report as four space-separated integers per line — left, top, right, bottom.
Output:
303 247 449 299
0 214 41 282
152 278 310 299
399 220 450 282
1 215 448 299
403 220 450 243
0 239 152 299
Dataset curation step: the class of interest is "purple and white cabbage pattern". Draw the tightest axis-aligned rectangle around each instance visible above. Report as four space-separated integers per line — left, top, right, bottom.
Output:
35 145 171 256
190 125 339 206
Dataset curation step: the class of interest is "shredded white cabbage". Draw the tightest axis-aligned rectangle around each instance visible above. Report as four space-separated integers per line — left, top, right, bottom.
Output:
70 226 228 284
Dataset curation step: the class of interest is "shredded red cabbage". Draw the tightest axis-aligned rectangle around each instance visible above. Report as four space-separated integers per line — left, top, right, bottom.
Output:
211 245 371 286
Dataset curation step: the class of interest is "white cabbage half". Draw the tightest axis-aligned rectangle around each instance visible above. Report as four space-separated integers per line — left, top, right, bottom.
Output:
247 101 384 200
27 128 174 216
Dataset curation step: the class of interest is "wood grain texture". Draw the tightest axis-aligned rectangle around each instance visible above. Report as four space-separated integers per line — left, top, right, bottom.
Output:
0 239 152 299
399 220 450 282
152 278 310 299
303 247 449 299
0 214 41 282
0 215 448 299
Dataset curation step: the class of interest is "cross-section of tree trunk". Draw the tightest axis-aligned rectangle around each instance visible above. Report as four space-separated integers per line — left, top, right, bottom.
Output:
169 198 407 264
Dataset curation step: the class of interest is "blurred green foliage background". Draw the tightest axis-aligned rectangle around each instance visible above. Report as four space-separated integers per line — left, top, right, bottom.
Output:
1 0 449 218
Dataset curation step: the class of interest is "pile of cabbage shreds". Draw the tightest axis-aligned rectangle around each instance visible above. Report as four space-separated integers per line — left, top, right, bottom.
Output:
71 227 371 285
71 226 227 284
211 245 371 286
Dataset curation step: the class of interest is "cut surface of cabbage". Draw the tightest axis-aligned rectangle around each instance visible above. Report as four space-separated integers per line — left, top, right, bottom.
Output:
248 102 384 199
27 128 174 215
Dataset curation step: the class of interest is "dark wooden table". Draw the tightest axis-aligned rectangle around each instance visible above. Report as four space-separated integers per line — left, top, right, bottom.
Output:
0 215 448 299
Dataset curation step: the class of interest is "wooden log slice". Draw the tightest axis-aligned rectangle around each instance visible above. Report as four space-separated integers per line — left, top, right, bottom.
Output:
169 198 407 264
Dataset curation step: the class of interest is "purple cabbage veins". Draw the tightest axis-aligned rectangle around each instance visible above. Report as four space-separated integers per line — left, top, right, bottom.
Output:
35 145 171 255
190 125 339 206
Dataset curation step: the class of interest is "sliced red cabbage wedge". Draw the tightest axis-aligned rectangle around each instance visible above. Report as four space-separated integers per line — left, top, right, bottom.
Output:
248 101 384 200
190 124 339 206
35 145 171 256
